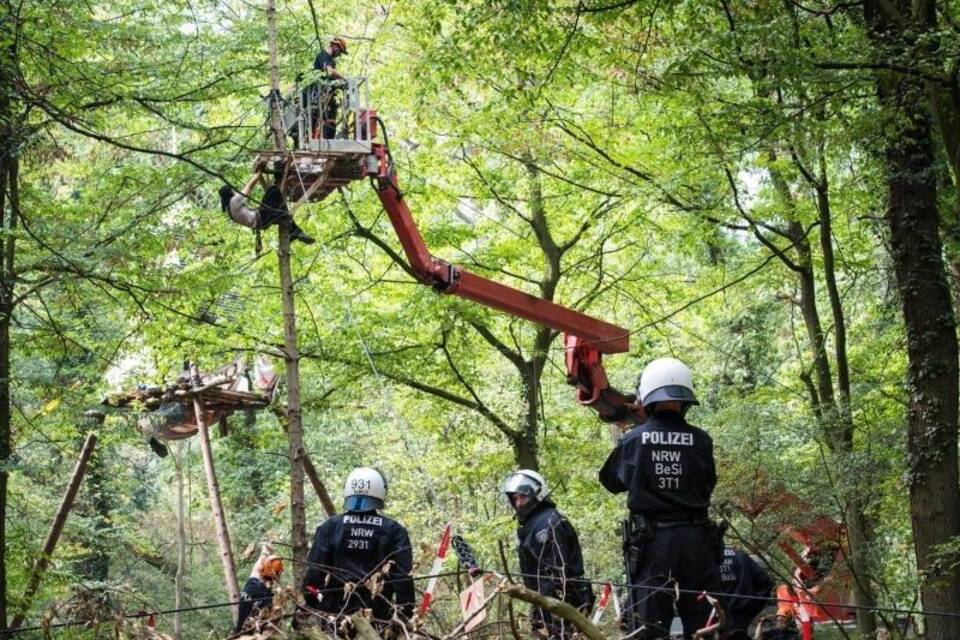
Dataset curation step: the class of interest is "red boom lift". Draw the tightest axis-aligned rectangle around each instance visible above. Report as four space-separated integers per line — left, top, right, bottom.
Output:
256 74 637 424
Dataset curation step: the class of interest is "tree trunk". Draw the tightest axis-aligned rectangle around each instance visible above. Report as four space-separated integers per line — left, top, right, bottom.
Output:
77 413 110 583
866 3 960 628
192 392 239 623
815 174 851 424
172 443 187 640
512 429 540 470
518 347 548 472
813 166 877 635
0 247 9 634
514 159 561 472
0 155 17 633
888 127 960 637
927 84 960 188
770 160 878 633
0 13 22 626
267 0 308 585
10 433 97 630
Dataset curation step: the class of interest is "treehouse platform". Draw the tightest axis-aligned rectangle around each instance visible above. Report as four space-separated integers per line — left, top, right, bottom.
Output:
102 357 278 441
254 147 369 205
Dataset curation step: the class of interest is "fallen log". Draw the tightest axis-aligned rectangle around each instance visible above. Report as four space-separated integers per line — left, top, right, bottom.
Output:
500 582 607 640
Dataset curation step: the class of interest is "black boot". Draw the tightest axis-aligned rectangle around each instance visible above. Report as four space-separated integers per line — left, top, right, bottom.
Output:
290 222 315 245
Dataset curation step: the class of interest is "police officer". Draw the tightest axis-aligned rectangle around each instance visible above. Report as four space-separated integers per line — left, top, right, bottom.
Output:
301 467 415 630
502 469 594 639
717 547 773 639
599 357 721 638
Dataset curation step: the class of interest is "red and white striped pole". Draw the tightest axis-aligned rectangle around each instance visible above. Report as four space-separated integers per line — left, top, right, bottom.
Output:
418 523 452 619
591 582 613 624
797 603 813 640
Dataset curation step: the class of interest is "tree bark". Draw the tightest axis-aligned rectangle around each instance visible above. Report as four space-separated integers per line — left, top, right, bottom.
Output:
192 391 239 623
267 0 308 586
77 412 111 583
514 160 562 471
501 582 607 640
769 158 878 633
0 167 10 632
172 442 187 640
866 3 960 631
10 433 97 630
0 154 17 633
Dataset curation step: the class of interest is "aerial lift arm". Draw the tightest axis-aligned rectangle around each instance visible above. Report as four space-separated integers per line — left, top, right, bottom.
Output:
363 142 638 423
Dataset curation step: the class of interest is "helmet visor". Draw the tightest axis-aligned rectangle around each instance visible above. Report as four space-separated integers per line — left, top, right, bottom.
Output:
344 495 384 512
641 385 698 407
501 472 541 498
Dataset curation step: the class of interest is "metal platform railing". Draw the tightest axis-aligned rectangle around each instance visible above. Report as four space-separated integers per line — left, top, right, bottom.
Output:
281 73 373 154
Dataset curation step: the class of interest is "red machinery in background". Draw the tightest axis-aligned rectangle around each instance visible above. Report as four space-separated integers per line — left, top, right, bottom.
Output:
260 86 637 423
361 132 856 638
360 127 855 633
739 487 855 637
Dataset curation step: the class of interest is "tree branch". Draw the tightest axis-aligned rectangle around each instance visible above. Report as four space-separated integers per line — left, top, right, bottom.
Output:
500 582 607 640
307 352 520 440
468 320 526 369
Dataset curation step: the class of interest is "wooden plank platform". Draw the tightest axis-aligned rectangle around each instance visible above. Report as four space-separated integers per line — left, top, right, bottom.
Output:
103 366 275 442
255 148 369 204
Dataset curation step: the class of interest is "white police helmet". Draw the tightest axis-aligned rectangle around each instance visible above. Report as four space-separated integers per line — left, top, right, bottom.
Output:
636 357 698 408
501 469 548 501
343 467 387 511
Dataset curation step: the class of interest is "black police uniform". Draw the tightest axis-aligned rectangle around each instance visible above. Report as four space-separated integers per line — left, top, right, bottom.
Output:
516 499 594 638
717 547 774 639
312 50 339 139
235 576 273 633
302 510 415 625
599 409 720 638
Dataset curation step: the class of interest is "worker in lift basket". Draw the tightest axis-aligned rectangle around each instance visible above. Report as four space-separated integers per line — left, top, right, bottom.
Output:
298 467 415 636
599 357 724 639
311 36 348 140
502 469 594 639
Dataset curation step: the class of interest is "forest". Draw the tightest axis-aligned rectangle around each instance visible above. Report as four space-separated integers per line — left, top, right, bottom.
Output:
2 0 960 638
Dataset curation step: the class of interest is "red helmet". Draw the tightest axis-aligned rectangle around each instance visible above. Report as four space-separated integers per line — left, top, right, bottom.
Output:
259 555 284 581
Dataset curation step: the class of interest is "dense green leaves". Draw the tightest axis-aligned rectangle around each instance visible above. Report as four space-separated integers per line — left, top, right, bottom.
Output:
2 0 960 637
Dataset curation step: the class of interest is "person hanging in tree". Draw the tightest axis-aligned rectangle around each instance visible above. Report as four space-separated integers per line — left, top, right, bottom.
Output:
218 164 315 245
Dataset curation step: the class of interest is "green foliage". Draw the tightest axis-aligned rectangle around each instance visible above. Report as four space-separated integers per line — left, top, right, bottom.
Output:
3 0 959 637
